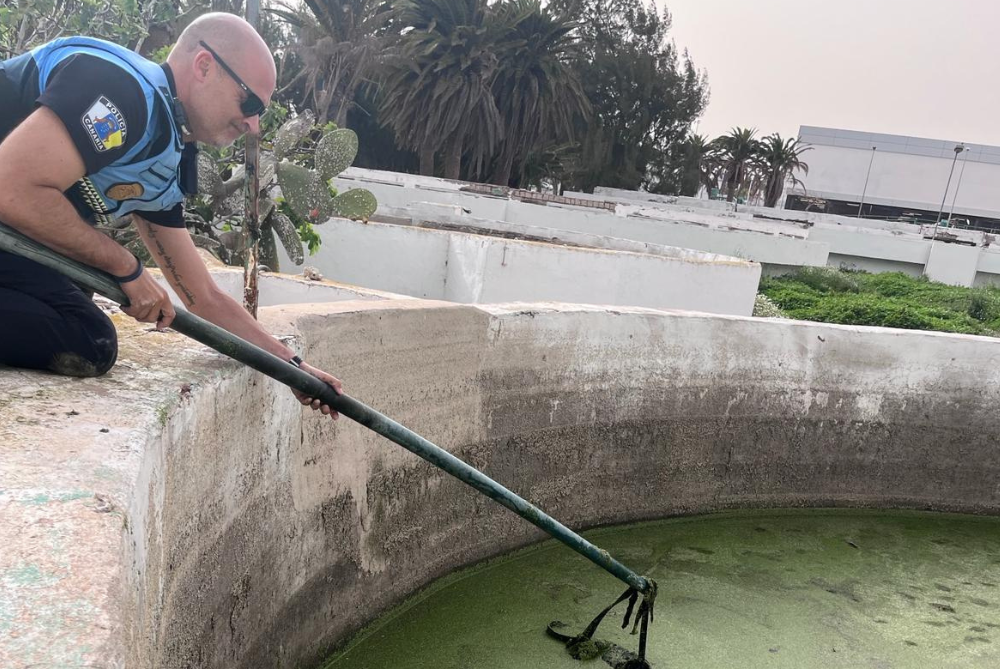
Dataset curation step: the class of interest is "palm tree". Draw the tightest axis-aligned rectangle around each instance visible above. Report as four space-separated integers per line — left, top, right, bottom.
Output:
673 133 716 196
487 0 590 186
378 0 503 178
713 127 759 202
270 0 392 126
758 134 811 207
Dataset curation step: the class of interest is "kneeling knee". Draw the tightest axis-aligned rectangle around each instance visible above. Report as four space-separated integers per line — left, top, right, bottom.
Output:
48 322 119 378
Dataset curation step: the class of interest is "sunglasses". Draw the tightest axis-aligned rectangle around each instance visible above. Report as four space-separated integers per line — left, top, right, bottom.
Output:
199 40 267 117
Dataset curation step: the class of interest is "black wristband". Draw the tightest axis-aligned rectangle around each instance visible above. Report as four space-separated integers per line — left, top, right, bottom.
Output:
289 355 303 368
114 254 144 284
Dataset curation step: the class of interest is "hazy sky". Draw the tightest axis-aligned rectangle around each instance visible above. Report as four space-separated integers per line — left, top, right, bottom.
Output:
662 0 1000 146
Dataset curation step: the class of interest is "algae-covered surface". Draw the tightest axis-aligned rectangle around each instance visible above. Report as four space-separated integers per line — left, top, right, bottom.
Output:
322 510 1000 669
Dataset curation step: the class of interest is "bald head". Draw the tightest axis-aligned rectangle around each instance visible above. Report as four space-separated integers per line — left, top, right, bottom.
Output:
166 13 276 145
169 12 276 81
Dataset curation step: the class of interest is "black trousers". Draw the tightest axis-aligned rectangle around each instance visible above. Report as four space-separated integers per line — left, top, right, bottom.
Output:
0 248 118 377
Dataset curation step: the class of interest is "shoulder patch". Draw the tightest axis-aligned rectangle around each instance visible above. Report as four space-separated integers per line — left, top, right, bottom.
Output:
82 96 127 152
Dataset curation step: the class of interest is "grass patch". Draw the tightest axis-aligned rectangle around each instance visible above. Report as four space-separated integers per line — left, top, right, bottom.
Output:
759 267 1000 336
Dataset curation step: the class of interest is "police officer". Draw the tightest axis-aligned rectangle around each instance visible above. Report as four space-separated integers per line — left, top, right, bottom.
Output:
0 12 342 419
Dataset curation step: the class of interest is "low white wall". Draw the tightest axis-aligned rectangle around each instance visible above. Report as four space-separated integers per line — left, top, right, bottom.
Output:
153 267 398 307
338 171 828 268
808 226 930 265
974 273 1000 288
924 242 981 286
338 167 1000 287
383 202 743 263
277 217 760 316
346 172 825 268
826 254 924 277
973 249 1000 287
500 200 827 267
336 170 510 221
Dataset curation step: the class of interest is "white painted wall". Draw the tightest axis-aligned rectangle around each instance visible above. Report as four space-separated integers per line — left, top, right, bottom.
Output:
336 170 510 221
381 202 744 263
808 226 930 265
154 267 395 308
924 243 980 286
826 254 924 277
302 218 449 299
276 217 761 316
336 174 826 269
339 172 827 267
795 127 1000 220
973 249 1000 287
501 200 827 267
336 167 1000 288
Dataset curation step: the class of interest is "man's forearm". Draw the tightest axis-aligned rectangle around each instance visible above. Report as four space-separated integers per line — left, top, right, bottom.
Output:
0 185 135 276
191 290 297 362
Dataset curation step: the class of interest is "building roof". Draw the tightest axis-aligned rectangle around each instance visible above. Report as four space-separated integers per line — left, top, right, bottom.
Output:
799 125 1000 166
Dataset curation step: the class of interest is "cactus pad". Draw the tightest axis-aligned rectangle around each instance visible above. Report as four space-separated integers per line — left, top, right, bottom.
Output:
277 161 333 222
271 212 305 265
330 188 378 221
272 109 316 160
315 128 359 181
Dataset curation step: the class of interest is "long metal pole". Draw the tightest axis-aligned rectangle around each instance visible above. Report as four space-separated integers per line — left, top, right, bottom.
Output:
242 0 262 317
947 146 970 225
857 146 876 218
934 144 963 240
0 221 652 596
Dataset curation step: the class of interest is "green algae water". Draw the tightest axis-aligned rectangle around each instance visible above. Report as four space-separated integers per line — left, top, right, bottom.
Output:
322 510 1000 668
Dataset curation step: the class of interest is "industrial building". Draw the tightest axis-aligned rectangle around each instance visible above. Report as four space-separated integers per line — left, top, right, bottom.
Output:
787 125 1000 232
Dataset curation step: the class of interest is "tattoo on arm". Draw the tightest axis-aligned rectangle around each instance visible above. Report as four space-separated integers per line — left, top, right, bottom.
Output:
145 224 197 307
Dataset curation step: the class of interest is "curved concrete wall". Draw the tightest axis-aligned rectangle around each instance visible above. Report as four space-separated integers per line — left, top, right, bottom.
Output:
274 216 761 317
338 166 1000 287
116 301 1000 669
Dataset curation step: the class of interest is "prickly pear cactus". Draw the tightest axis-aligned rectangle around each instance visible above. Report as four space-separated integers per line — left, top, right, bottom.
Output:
315 129 359 181
270 212 304 265
276 161 333 222
272 109 316 160
187 111 381 272
331 188 378 221
279 125 377 222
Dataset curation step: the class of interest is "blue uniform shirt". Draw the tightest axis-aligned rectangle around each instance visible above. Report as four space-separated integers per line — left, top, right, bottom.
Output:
0 36 196 227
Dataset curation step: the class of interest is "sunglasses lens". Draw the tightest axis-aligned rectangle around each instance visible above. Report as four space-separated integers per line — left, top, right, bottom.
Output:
242 95 266 117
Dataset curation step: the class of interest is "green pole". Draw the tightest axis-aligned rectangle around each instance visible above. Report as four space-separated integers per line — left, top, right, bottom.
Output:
0 221 652 595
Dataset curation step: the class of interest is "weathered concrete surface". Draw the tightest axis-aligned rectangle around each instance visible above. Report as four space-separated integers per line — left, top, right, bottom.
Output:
5 300 1000 668
0 310 231 668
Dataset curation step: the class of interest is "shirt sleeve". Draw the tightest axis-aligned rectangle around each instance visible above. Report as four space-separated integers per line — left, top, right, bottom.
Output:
37 54 148 175
134 203 186 228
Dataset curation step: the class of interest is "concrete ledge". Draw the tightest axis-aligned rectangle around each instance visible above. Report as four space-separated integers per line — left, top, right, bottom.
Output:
335 167 1000 285
274 217 762 316
5 301 1000 668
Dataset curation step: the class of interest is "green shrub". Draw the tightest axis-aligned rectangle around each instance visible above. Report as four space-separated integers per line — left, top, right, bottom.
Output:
967 288 1000 323
785 266 860 293
761 268 999 337
858 272 924 298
